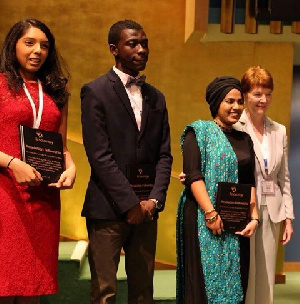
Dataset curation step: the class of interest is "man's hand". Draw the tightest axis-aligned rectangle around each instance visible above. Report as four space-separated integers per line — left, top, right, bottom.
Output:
126 203 145 225
140 199 156 221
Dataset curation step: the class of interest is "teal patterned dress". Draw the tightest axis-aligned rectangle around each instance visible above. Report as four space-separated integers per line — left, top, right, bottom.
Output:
176 120 255 304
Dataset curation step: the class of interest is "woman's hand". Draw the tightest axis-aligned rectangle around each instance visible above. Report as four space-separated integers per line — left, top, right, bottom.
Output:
48 163 76 189
179 172 186 185
206 212 224 235
281 218 294 245
9 158 42 186
236 219 258 237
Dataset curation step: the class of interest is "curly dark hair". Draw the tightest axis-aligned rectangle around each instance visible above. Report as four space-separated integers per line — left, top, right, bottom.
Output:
0 19 70 108
108 19 143 45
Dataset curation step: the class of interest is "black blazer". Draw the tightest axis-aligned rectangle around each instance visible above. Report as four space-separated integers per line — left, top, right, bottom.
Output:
81 69 173 220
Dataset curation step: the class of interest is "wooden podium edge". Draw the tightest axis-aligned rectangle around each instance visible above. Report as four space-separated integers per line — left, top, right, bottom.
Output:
275 273 286 284
283 262 300 272
276 262 300 284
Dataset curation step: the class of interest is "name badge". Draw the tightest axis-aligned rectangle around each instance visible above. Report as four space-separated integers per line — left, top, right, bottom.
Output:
261 180 275 195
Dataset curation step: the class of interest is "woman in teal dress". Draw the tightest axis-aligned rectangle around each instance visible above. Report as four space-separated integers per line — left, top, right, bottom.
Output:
177 77 259 304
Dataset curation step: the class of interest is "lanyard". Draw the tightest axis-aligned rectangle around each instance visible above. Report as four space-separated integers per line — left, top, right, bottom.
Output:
23 80 44 129
263 158 268 175
261 122 269 174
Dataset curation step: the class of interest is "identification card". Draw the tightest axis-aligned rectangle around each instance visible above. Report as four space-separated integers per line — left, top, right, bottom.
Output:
261 180 275 195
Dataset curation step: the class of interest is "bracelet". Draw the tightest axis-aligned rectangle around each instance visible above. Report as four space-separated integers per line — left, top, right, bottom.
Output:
7 157 16 169
251 218 260 224
204 209 215 216
205 213 218 223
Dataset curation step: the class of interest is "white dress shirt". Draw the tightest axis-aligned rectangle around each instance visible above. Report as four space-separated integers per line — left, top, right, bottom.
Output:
113 66 143 130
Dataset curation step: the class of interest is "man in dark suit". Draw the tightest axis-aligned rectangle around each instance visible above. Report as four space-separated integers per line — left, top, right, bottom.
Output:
80 20 172 304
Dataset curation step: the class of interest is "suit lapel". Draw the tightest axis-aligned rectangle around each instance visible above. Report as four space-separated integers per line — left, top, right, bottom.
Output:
108 69 139 131
239 111 267 178
266 118 276 174
108 69 155 136
139 84 155 139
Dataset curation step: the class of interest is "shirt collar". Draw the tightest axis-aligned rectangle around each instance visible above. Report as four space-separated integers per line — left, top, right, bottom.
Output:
113 66 140 87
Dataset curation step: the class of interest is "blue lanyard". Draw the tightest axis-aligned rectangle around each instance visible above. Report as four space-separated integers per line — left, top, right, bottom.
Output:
264 158 268 175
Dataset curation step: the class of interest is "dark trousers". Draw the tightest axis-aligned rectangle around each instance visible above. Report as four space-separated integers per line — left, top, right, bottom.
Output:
87 219 157 304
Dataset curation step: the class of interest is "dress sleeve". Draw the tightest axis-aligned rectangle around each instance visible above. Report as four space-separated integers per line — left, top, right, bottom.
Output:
182 130 204 188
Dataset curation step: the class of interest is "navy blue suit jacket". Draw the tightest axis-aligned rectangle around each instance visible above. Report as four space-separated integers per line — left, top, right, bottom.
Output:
81 68 172 220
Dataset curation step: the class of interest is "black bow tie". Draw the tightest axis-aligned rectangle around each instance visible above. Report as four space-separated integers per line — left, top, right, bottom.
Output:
125 75 146 88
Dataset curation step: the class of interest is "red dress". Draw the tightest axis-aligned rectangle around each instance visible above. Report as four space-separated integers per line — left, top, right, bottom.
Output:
0 74 61 296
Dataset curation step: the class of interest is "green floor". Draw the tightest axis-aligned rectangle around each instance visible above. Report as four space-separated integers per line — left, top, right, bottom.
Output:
41 242 300 304
274 272 300 304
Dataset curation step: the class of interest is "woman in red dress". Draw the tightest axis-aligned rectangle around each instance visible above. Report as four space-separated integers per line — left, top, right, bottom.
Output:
0 19 76 304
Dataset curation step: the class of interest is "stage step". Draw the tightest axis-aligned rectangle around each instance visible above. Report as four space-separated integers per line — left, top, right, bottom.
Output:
40 241 176 304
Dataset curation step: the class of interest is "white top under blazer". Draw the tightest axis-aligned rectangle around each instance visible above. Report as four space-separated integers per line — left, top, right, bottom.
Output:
234 110 294 223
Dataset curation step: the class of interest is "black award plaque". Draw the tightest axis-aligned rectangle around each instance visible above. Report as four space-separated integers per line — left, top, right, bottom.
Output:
125 164 156 200
19 125 64 183
216 182 252 231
